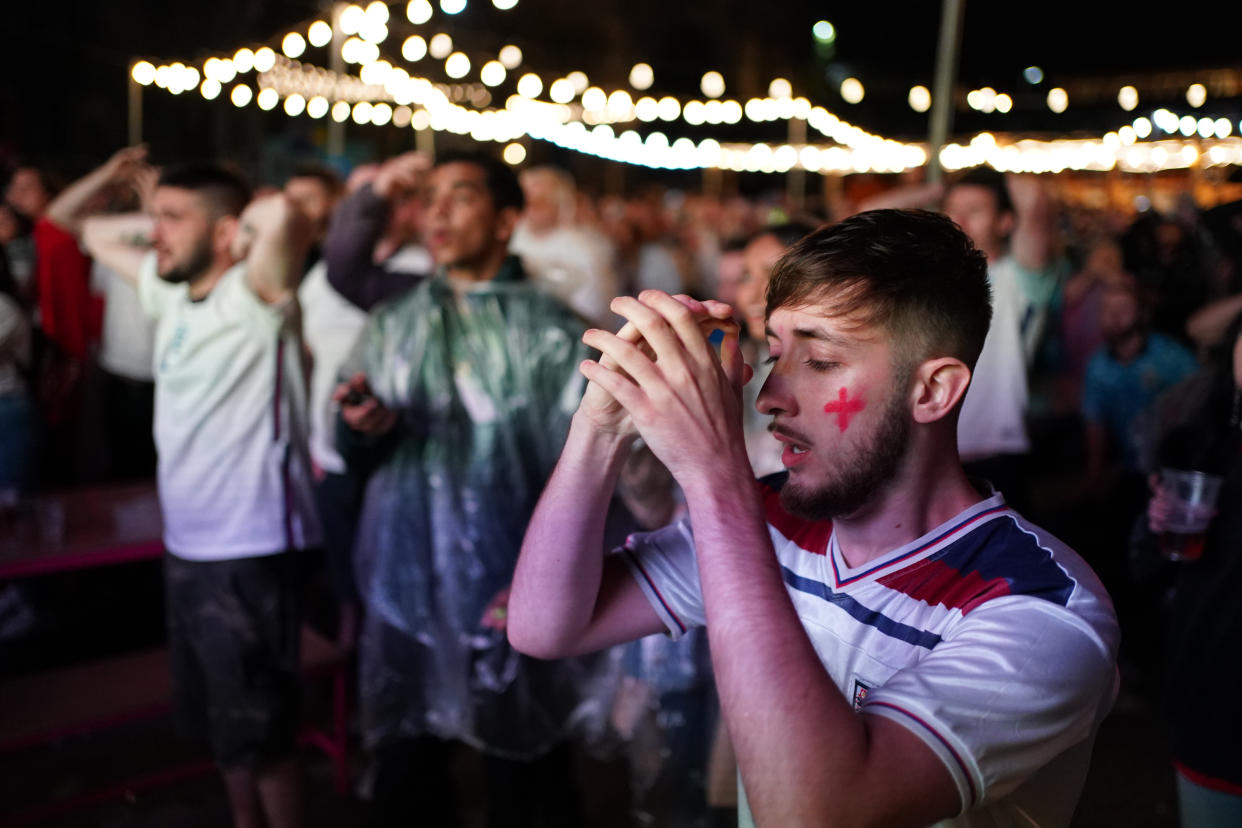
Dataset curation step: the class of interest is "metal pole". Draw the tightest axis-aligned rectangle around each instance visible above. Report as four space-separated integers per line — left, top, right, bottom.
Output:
128 71 143 146
928 0 965 183
787 116 807 213
415 122 435 160
702 166 721 199
327 3 346 159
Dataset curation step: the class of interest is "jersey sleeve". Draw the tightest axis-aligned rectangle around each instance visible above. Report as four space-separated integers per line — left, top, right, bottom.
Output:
616 515 705 639
861 597 1117 812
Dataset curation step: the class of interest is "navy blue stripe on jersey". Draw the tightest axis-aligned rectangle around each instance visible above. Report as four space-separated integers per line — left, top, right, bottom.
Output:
781 566 943 649
831 505 1010 587
926 516 1075 608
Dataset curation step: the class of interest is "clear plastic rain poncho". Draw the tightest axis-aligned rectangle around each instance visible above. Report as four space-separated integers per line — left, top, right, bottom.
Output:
345 263 621 759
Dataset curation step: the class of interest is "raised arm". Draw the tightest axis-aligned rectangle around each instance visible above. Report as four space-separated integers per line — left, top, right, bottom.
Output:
1186 292 1242 349
324 152 430 310
45 145 150 238
232 193 312 305
507 412 667 657
54 146 154 287
1007 173 1055 272
81 212 154 287
507 298 735 658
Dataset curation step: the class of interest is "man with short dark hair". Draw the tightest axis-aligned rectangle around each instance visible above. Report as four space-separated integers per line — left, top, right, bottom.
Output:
80 155 318 828
334 152 607 826
509 209 1118 827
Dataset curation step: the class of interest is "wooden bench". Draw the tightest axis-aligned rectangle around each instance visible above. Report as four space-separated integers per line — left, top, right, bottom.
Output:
0 625 350 824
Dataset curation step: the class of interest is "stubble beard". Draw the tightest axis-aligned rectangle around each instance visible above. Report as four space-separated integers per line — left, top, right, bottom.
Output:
159 235 214 285
779 383 912 522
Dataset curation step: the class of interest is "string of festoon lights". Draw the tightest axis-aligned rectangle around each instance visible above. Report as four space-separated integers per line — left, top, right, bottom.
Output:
129 0 1242 175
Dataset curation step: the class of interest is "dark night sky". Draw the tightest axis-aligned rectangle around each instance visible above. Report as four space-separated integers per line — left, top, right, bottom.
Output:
3 0 1240 181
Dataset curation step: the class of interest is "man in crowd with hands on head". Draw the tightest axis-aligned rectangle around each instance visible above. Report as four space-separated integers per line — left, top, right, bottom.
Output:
509 209 1118 827
323 150 433 311
333 151 611 827
66 147 319 828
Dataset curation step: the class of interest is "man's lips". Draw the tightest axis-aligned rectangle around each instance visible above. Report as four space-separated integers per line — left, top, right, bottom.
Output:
770 423 814 466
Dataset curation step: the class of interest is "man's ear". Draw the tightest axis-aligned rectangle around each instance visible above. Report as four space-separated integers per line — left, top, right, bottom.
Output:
494 206 521 246
213 214 241 260
909 357 972 424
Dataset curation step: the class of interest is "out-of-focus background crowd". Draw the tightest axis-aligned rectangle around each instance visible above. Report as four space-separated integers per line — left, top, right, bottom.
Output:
3 1 1242 826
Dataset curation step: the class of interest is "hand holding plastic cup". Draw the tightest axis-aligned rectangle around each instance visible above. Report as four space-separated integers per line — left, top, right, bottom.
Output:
1157 468 1223 561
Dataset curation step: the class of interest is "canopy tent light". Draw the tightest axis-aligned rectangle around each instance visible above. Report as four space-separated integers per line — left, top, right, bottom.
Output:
406 0 433 24
308 21 333 47
131 14 1242 177
629 62 653 91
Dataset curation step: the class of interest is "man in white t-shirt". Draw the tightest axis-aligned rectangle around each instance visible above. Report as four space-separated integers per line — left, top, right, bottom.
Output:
508 210 1118 827
945 168 1060 510
80 158 317 828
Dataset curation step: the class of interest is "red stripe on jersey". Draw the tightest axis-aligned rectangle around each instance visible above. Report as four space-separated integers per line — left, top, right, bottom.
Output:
756 478 832 555
1175 762 1242 796
877 558 1013 615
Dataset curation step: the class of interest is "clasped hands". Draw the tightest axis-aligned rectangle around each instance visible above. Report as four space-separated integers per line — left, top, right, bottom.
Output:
579 290 753 485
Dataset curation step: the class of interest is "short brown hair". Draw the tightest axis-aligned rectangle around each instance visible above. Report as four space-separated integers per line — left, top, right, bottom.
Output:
766 209 992 369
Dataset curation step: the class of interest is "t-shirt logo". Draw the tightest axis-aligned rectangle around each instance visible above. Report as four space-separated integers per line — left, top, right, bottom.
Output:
159 322 189 374
851 677 872 711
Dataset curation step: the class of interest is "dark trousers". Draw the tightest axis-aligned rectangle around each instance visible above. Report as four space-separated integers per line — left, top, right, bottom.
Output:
370 737 582 828
312 469 365 606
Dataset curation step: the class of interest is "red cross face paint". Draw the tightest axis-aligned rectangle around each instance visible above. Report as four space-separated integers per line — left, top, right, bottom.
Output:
824 387 865 432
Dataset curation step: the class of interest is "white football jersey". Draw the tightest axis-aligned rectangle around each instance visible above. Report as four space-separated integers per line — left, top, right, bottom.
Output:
621 474 1118 827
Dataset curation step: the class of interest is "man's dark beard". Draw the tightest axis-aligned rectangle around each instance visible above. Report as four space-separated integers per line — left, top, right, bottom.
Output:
779 384 911 521
159 236 214 284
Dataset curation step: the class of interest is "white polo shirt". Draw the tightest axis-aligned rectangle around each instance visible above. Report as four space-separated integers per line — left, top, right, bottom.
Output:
139 253 320 560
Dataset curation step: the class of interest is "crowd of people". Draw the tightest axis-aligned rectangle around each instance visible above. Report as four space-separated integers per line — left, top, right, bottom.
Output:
1 144 1240 827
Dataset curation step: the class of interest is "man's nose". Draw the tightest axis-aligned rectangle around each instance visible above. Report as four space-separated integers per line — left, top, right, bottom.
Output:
756 365 795 417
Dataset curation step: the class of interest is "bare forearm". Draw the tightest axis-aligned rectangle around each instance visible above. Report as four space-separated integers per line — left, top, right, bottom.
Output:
1187 293 1242 348
685 483 955 826
684 484 862 821
241 196 309 303
45 167 113 236
323 185 408 310
508 414 634 657
81 213 152 286
1009 175 1055 271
